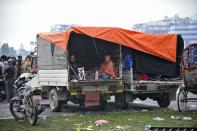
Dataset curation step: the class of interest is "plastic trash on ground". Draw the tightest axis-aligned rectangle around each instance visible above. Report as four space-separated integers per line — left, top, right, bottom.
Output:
95 119 109 126
183 117 192 120
42 116 47 120
170 115 180 120
152 117 164 121
144 125 152 130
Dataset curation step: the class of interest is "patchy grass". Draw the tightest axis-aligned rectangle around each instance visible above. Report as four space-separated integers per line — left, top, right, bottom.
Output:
0 109 197 131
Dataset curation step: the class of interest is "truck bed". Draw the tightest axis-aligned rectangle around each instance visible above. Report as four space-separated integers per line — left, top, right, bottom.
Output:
124 80 183 93
70 79 122 87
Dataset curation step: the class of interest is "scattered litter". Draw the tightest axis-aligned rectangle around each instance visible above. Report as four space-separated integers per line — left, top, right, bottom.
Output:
86 128 94 131
74 123 83 130
144 125 152 130
42 116 47 120
170 115 180 120
152 117 164 121
83 125 94 130
141 109 148 112
74 124 83 126
66 113 76 116
95 119 109 126
62 114 67 116
88 126 93 128
183 117 192 121
116 125 125 130
173 108 177 111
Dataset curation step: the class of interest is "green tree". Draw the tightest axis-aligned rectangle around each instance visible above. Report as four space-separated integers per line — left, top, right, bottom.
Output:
1 43 9 55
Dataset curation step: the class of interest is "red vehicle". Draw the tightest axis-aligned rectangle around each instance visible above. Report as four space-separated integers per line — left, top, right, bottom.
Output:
177 43 197 112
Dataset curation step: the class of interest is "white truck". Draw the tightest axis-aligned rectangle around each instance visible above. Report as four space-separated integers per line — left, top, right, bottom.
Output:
33 27 184 112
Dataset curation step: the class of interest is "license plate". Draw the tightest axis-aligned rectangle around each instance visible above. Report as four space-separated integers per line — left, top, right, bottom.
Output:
32 95 42 100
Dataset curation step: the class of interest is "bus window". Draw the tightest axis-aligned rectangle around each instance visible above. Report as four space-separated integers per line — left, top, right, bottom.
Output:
189 46 197 67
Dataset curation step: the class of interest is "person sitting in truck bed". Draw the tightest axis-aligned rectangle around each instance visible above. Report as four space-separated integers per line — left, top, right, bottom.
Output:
69 55 79 80
99 55 117 80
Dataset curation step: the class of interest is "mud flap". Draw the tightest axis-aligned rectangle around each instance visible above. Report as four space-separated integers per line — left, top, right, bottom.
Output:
85 91 100 107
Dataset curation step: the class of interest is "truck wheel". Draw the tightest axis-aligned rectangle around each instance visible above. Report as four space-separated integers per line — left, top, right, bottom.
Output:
49 89 64 112
115 93 128 109
157 97 171 108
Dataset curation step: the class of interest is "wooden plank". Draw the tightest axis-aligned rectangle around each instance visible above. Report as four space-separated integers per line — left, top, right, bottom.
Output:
39 74 68 78
39 70 68 74
39 78 67 82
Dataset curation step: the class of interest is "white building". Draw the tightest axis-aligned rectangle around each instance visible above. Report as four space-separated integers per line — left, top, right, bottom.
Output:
169 24 197 45
50 24 76 32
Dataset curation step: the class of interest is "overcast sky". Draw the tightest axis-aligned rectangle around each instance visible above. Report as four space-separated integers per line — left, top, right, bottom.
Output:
0 0 197 50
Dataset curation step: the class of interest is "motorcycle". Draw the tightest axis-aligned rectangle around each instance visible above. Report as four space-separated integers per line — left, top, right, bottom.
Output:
0 76 6 101
9 73 44 126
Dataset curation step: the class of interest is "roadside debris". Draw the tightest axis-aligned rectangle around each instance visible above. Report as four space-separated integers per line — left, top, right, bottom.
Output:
74 124 82 131
183 117 192 121
42 116 47 120
170 115 180 120
86 125 94 130
110 125 131 131
95 119 109 126
116 125 125 130
152 117 164 121
144 125 152 130
141 109 148 112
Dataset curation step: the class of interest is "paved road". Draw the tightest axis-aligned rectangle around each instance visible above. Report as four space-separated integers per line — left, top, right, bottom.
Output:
0 93 197 119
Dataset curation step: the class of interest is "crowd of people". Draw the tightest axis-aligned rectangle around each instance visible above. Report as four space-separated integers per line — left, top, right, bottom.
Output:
1 53 130 101
0 55 32 102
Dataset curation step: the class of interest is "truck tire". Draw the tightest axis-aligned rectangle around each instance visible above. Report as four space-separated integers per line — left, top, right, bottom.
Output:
49 88 64 112
115 93 128 109
157 97 171 108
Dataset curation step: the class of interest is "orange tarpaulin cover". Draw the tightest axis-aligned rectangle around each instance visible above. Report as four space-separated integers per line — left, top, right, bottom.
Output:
38 27 177 62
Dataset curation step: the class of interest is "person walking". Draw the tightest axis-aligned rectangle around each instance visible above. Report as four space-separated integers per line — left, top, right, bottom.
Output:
4 59 16 102
21 56 31 73
16 56 22 77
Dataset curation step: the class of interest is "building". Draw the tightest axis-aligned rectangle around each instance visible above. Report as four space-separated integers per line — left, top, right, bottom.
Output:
50 24 76 32
133 15 197 46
